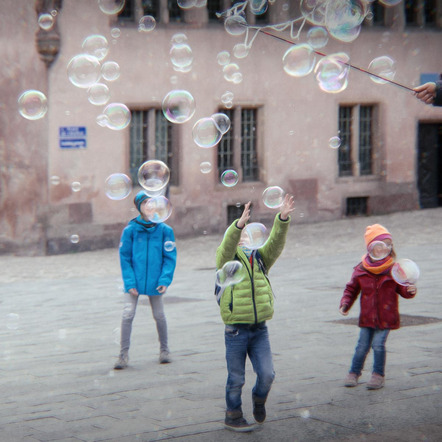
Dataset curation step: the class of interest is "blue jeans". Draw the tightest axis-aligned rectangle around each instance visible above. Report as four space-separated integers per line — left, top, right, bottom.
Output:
350 327 390 377
224 323 275 412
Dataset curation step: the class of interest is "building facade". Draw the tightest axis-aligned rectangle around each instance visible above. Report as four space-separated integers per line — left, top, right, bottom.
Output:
0 0 441 255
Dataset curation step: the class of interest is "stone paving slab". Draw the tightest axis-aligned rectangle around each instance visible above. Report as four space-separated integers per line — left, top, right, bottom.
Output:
1 208 442 441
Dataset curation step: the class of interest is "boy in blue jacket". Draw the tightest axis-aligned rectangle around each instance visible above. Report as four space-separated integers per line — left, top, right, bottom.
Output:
114 191 177 369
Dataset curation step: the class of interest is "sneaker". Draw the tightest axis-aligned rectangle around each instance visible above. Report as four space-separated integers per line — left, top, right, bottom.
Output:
114 353 128 370
159 351 171 364
344 372 360 387
367 373 385 390
252 395 266 423
224 410 255 432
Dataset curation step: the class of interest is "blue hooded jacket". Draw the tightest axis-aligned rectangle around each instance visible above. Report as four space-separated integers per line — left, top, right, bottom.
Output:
119 215 177 295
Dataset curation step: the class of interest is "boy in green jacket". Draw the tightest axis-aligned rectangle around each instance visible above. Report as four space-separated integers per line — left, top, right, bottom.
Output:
216 195 295 432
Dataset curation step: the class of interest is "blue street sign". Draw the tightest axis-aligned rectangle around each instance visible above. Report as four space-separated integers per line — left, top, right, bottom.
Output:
59 126 87 149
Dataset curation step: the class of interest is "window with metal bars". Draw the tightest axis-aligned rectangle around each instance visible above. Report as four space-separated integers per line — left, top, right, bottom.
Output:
207 0 223 21
338 104 375 177
241 108 259 181
346 197 368 216
217 109 234 178
227 203 246 225
129 109 178 186
142 0 159 18
168 0 183 22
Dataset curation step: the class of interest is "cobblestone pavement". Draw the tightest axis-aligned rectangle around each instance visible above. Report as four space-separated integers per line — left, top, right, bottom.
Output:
1 208 441 441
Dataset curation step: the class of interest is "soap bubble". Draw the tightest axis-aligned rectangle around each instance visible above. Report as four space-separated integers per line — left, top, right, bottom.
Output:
233 43 250 59
170 43 193 70
67 54 101 88
105 173 132 200
162 90 195 124
391 259 420 286
38 13 54 30
87 83 110 105
171 33 187 44
200 161 212 174
71 181 81 192
98 0 125 15
314 52 350 93
70 234 80 244
221 170 239 187
139 15 156 32
241 223 268 250
111 27 121 38
82 34 109 61
325 0 368 36
101 61 120 81
6 313 20 330
328 24 361 43
102 103 131 130
379 0 402 5
301 0 327 26
164 241 176 252
138 160 170 193
217 51 230 66
224 15 247 36
250 0 268 15
18 90 48 120
329 136 341 149
223 63 242 82
262 186 285 208
307 26 329 49
193 118 223 148
221 91 234 105
368 240 392 261
283 44 316 78
144 196 173 223
50 175 61 186
368 56 396 85
177 0 197 9
216 261 246 288
211 113 231 134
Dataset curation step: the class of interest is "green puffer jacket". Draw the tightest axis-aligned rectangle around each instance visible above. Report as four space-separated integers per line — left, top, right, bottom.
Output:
216 214 291 325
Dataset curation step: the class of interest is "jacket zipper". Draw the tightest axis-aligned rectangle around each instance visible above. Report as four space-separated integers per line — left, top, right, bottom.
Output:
238 253 258 324
144 235 148 294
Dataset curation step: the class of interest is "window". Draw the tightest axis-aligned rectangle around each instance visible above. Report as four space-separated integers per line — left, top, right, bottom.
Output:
227 203 245 225
405 0 438 26
217 107 259 183
338 104 376 177
207 0 223 21
346 197 368 216
129 109 179 186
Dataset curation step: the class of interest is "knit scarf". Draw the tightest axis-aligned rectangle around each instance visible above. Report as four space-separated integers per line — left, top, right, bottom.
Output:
361 253 395 274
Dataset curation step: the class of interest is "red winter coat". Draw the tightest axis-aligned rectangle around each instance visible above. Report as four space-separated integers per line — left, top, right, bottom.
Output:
340 263 416 330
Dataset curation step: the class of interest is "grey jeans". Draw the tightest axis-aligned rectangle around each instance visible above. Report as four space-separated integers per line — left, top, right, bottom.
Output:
119 292 169 355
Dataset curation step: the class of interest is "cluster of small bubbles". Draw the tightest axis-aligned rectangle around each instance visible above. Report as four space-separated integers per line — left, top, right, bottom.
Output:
82 34 109 61
314 52 350 93
110 27 121 38
223 63 243 83
71 181 81 192
217 51 230 66
100 103 131 130
164 241 176 252
221 91 234 108
283 44 316 78
368 56 396 85
70 234 80 244
233 43 250 59
200 161 212 174
329 136 341 149
162 90 196 124
242 222 268 249
17 90 48 120
212 113 231 134
170 42 193 72
391 259 420 286
67 54 101 88
138 160 170 194
101 61 120 81
38 13 55 30
144 196 173 223
216 261 246 288
224 14 248 36
138 15 156 32
221 170 239 187
104 173 132 200
6 313 20 330
368 240 391 261
50 175 61 186
87 83 110 106
262 186 285 208
98 0 125 15
192 117 223 148
301 0 327 26
307 26 329 49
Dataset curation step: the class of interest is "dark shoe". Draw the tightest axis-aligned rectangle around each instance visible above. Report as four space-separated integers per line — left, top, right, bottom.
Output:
114 353 128 370
252 395 266 423
224 410 255 432
367 373 385 390
344 372 360 387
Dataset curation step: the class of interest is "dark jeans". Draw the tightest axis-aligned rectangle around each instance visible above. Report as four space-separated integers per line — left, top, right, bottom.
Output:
224 323 275 412
350 327 390 377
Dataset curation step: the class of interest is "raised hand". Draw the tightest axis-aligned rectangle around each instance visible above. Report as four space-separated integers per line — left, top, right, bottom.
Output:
237 201 251 229
280 194 295 220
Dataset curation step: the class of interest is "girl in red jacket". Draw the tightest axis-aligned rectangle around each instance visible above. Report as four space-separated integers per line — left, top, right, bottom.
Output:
339 224 417 390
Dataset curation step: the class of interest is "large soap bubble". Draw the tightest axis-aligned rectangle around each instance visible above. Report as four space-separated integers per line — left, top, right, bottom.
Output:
241 223 268 250
368 56 396 85
82 34 109 61
87 83 110 105
18 90 48 120
283 44 316 78
192 117 223 148
144 196 173 223
67 54 101 88
138 160 170 194
101 61 120 81
98 0 125 15
104 173 132 200
300 0 328 26
314 52 350 93
224 15 248 36
368 240 392 261
216 260 246 288
162 90 195 124
170 43 193 70
221 170 239 187
391 259 420 286
262 186 285 208
102 103 131 130
211 113 231 134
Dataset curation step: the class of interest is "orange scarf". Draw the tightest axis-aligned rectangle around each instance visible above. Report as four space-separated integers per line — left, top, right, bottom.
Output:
361 253 395 274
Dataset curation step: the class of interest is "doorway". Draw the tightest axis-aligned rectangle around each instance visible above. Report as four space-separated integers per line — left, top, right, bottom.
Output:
417 123 442 208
